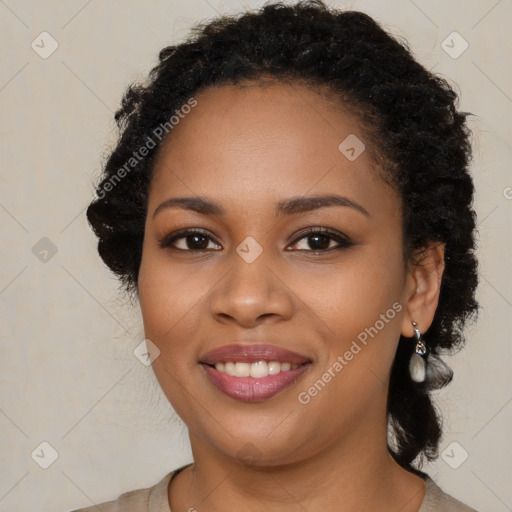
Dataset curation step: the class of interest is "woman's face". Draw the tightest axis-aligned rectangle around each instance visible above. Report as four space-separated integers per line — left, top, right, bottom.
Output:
137 81 417 465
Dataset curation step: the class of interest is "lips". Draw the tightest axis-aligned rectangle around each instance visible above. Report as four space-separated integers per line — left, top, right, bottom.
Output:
199 343 312 402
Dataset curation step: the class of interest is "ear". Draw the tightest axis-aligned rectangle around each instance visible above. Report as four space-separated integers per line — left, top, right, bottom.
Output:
400 241 446 338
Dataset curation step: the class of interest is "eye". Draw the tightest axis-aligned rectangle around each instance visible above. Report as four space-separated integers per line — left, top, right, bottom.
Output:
287 227 355 253
158 227 355 253
158 228 221 251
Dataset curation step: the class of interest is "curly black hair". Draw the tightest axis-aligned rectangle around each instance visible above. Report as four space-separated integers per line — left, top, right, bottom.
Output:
86 0 479 476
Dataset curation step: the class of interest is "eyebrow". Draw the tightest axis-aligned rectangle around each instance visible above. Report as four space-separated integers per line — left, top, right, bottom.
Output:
152 194 370 219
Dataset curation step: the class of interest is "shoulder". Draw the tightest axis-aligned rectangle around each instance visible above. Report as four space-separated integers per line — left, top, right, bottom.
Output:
68 467 180 512
420 476 480 512
69 485 152 512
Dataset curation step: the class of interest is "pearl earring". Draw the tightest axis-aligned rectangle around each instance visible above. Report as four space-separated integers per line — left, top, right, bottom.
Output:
409 321 430 383
408 320 453 389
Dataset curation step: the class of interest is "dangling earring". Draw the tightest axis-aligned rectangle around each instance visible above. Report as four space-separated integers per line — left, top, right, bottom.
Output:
408 320 454 388
409 321 430 383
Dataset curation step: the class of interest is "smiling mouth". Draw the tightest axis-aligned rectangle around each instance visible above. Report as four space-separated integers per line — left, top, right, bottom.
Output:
199 343 312 401
200 360 312 402
207 360 305 378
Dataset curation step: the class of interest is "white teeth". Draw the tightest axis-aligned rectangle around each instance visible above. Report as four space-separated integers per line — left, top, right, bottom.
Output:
213 360 302 378
234 362 250 377
250 361 268 378
224 362 236 376
268 361 280 375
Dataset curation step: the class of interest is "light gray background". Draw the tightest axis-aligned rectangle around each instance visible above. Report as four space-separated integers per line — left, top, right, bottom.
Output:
1 1 511 511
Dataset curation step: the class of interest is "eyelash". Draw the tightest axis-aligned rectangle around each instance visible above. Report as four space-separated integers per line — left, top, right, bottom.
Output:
157 227 356 253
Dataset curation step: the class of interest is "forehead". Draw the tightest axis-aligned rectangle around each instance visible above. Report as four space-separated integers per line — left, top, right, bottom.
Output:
148 81 395 215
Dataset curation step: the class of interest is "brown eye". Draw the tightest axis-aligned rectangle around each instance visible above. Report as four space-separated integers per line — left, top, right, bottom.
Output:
158 229 222 251
288 228 355 252
307 234 331 250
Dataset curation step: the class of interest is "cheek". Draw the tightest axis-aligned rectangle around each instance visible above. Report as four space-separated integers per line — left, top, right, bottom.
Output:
138 249 199 337
292 245 404 330
137 257 207 391
297 244 405 390
138 260 203 421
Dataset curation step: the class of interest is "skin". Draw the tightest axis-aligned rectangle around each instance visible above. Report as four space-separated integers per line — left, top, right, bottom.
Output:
137 81 446 512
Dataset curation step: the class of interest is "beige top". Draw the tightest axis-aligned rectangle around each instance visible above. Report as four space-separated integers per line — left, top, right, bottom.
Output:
70 463 479 512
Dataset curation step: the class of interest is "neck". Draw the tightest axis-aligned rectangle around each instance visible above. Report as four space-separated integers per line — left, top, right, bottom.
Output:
169 418 426 512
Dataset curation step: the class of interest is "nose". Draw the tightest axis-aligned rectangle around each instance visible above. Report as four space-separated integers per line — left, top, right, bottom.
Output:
208 249 295 328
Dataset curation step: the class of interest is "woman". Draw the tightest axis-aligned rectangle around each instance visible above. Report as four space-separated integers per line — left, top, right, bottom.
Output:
74 1 480 510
